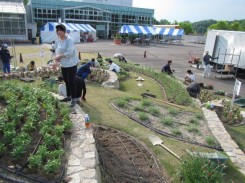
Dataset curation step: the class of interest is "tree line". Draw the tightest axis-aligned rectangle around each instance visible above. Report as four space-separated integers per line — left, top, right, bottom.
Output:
153 19 245 35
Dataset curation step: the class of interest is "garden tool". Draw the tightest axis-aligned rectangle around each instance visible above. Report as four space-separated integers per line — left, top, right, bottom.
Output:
148 135 181 161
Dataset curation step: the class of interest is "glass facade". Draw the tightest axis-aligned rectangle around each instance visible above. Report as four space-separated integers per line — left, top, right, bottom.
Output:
29 0 154 38
0 1 27 39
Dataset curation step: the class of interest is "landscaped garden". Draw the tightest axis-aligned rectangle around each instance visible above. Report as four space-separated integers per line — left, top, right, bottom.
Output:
0 46 245 182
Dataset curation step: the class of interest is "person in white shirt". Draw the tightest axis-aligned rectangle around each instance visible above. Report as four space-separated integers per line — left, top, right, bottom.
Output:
108 60 120 73
184 70 195 84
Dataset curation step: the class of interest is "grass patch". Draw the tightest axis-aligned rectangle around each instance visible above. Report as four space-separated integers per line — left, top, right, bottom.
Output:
134 105 144 111
115 99 127 108
189 118 200 125
168 108 180 115
225 125 245 152
187 125 199 133
195 112 204 120
205 136 218 146
160 117 174 126
148 106 160 115
141 99 152 107
138 112 149 121
171 129 182 136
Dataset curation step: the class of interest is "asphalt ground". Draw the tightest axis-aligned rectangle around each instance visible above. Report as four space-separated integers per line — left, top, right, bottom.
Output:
75 40 245 98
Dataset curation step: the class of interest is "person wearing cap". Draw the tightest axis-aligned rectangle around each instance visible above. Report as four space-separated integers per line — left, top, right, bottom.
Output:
54 24 79 108
108 59 120 73
0 43 12 74
77 62 92 79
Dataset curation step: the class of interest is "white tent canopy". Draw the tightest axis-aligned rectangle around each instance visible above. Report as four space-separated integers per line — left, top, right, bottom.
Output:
40 22 96 43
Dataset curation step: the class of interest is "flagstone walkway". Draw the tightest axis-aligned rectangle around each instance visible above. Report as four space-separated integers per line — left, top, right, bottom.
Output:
202 107 245 176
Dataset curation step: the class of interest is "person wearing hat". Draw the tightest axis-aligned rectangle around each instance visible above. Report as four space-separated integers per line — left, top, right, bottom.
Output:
108 59 120 73
54 24 79 108
0 43 12 74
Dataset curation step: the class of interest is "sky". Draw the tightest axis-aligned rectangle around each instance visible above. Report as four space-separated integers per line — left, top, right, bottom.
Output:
133 0 245 23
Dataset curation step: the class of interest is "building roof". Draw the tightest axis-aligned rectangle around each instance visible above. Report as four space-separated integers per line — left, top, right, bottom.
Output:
0 1 26 14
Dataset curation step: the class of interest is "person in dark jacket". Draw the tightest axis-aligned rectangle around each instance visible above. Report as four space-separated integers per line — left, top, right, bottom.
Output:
187 82 204 98
203 51 218 78
162 60 173 75
77 62 92 79
0 43 12 74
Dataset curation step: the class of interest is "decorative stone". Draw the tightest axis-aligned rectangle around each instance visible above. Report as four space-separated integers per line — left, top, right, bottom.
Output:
68 155 81 166
80 169 97 179
84 152 95 159
67 166 86 176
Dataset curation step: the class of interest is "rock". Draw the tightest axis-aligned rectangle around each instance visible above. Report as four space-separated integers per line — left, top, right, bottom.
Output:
63 176 72 182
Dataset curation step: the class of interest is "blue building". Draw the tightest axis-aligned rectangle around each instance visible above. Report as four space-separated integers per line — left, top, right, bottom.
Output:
28 0 154 38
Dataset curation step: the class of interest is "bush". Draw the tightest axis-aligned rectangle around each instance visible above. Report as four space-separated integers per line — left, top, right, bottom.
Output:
116 99 127 108
172 129 182 136
148 107 160 115
178 154 224 183
168 108 179 115
139 112 149 121
205 136 218 146
160 117 174 126
134 105 144 111
141 99 151 107
187 125 199 133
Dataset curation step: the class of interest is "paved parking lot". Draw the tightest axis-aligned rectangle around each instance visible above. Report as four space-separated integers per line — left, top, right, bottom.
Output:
76 40 245 98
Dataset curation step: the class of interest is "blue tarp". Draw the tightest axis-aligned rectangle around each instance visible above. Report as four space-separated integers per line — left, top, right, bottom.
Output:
119 25 184 36
41 22 96 32
119 25 156 35
154 27 184 36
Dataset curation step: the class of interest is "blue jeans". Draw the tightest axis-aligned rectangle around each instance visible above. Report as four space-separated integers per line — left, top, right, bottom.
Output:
3 62 10 73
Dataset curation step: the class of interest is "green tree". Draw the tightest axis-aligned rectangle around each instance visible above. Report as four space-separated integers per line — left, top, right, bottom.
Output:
24 0 29 5
230 21 241 31
192 19 217 34
179 21 193 35
153 18 160 25
159 19 170 25
208 21 230 30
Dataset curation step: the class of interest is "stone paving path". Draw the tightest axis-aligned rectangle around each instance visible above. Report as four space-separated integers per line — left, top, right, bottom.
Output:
202 107 245 176
52 93 100 183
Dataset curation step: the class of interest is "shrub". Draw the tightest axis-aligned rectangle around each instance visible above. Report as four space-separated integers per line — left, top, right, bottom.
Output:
141 99 151 107
116 99 127 108
187 125 199 133
168 108 179 115
178 154 224 183
139 112 149 121
172 129 182 136
134 105 144 111
148 107 160 115
195 112 204 120
205 136 218 146
160 117 174 126
44 159 61 173
189 118 199 125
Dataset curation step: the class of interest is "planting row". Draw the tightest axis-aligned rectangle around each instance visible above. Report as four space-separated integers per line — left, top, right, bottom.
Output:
0 82 72 175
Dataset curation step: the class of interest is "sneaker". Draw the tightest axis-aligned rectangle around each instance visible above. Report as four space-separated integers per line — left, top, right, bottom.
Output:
70 99 76 108
60 96 71 102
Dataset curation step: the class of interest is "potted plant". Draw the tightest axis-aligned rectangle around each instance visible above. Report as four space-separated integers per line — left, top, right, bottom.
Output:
114 34 122 45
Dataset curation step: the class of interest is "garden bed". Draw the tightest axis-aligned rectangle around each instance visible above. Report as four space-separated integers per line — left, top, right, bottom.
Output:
113 97 221 149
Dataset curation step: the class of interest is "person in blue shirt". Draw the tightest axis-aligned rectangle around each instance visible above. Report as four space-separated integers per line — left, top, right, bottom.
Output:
77 62 93 79
0 43 12 74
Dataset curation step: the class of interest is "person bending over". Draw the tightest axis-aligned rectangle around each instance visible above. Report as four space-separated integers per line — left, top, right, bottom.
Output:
186 82 204 98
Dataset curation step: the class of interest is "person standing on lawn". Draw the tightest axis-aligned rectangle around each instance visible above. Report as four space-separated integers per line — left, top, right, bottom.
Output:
54 24 79 108
203 51 218 78
0 43 12 75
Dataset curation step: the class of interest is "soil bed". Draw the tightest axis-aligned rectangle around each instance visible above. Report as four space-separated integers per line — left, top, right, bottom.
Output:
113 98 221 148
93 126 170 183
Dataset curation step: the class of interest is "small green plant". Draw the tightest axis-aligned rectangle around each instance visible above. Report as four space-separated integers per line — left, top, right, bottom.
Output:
195 112 204 120
178 154 224 183
0 143 6 157
205 136 217 146
172 129 182 136
134 105 144 111
189 118 199 125
29 154 43 168
141 99 151 107
139 112 149 121
168 108 179 115
44 159 61 173
116 99 127 108
148 107 160 115
160 117 174 126
187 125 199 133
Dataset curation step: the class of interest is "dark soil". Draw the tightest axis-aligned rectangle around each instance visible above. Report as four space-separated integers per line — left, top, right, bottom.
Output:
93 126 170 183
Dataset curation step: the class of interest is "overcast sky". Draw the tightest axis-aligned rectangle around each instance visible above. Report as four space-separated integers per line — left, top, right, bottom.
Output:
133 0 245 23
